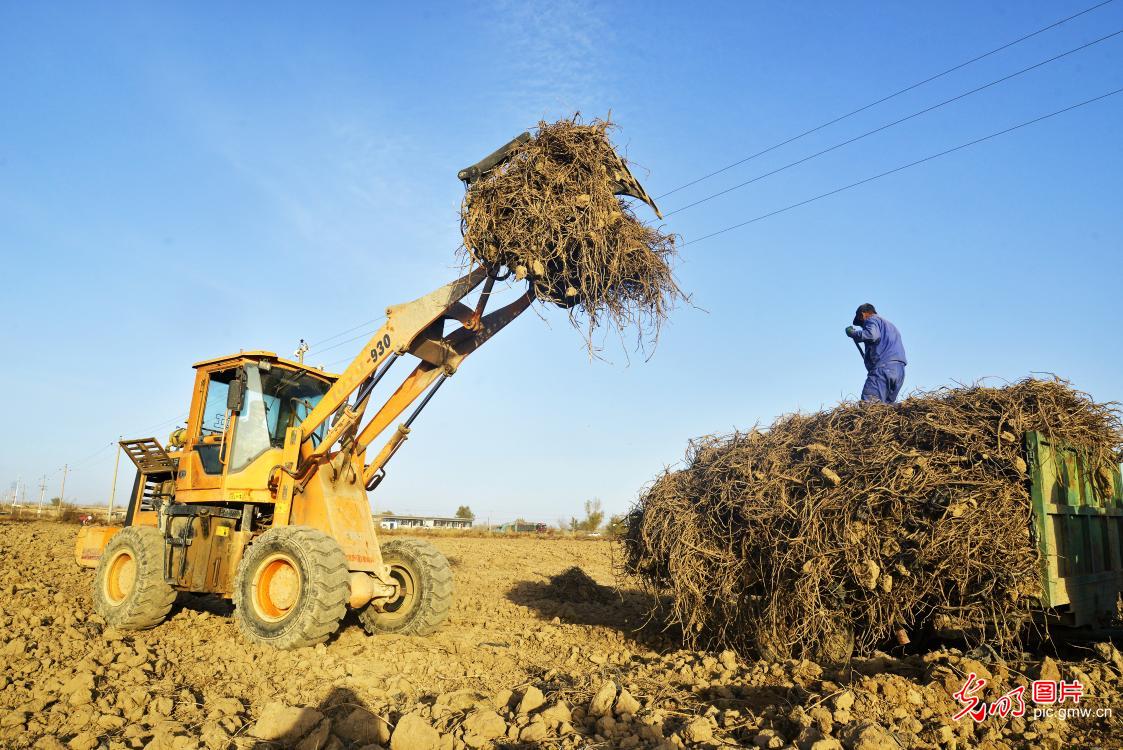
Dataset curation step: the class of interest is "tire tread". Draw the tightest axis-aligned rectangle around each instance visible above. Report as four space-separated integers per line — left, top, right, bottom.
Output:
93 526 176 630
232 526 349 649
359 539 452 636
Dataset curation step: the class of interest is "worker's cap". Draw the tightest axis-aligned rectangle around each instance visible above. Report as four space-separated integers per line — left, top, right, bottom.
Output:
853 303 876 326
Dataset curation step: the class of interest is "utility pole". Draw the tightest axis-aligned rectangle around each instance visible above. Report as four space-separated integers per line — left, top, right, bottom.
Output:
107 438 122 523
59 464 68 517
37 476 46 516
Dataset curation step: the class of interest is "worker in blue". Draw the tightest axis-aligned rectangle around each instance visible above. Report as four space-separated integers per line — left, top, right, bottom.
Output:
845 303 907 404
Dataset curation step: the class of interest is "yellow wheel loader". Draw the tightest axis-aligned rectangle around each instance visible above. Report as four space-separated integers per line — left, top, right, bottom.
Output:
75 134 660 649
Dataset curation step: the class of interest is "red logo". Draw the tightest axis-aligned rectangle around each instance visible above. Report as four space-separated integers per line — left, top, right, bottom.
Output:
955 675 1084 722
953 673 988 722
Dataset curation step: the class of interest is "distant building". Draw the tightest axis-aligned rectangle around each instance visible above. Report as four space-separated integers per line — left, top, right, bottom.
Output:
495 522 549 533
376 514 472 530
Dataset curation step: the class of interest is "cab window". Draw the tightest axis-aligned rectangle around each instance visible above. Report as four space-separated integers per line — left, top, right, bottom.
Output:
227 364 332 472
197 369 237 473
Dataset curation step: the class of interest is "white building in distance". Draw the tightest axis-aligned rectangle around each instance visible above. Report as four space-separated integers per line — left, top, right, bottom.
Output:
377 514 472 530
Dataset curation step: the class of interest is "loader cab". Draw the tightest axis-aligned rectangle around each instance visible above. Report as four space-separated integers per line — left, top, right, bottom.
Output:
181 352 337 499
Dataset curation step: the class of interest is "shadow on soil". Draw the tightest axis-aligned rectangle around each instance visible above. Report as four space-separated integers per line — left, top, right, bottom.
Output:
246 686 387 749
505 567 681 651
172 594 362 646
175 593 234 617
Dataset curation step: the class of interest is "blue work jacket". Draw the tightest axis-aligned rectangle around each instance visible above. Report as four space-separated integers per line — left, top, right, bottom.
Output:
850 315 907 372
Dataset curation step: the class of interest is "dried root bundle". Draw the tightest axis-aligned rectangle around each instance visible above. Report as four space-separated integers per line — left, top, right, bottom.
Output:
623 379 1122 660
460 117 681 350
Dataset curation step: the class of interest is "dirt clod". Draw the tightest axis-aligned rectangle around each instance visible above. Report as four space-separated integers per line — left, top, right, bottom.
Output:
615 688 641 716
336 707 390 746
462 709 506 746
250 702 324 742
516 685 544 714
587 680 617 717
389 713 440 750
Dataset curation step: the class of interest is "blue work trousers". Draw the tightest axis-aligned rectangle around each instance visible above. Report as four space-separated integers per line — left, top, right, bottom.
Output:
861 362 906 404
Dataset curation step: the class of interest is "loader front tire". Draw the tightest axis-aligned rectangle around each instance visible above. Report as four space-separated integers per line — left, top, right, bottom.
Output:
93 526 176 630
359 539 452 636
233 526 349 649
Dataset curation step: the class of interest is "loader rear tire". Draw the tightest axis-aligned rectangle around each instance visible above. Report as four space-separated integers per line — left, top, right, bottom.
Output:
93 526 176 630
232 526 349 649
359 539 452 636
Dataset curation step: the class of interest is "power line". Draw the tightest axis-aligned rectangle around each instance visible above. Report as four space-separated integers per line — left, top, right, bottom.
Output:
66 442 116 472
324 354 357 369
53 413 188 486
681 87 1123 247
136 412 189 435
664 28 1123 217
308 322 387 356
656 0 1118 200
306 316 385 350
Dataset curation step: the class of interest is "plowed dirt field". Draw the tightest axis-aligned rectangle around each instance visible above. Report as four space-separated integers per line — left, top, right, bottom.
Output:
0 521 1120 750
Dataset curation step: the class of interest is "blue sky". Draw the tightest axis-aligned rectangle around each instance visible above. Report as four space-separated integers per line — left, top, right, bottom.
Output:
1 1 1120 523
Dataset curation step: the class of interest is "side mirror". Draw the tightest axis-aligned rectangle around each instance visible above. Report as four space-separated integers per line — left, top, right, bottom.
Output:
227 371 246 414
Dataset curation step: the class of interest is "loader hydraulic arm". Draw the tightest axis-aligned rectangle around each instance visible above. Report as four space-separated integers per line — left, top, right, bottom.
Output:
269 268 532 517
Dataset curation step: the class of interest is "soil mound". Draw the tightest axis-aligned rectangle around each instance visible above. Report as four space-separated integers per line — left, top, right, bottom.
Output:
547 566 613 604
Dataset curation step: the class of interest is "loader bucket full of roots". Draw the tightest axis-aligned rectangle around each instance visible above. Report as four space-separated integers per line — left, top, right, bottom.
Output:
622 379 1123 661
460 117 682 350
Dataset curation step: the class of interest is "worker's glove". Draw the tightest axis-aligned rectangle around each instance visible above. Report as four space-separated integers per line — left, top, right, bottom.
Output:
845 326 861 338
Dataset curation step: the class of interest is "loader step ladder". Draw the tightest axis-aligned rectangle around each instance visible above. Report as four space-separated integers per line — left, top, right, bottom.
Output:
120 438 177 474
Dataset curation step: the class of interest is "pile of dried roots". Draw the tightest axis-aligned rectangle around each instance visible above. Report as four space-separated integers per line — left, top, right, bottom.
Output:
460 117 682 350
623 379 1122 660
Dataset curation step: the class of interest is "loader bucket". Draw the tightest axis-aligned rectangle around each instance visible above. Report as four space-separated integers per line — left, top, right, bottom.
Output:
605 151 662 219
75 525 121 568
458 131 663 218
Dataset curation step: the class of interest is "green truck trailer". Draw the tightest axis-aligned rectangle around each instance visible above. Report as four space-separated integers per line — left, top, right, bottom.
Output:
1026 430 1123 628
